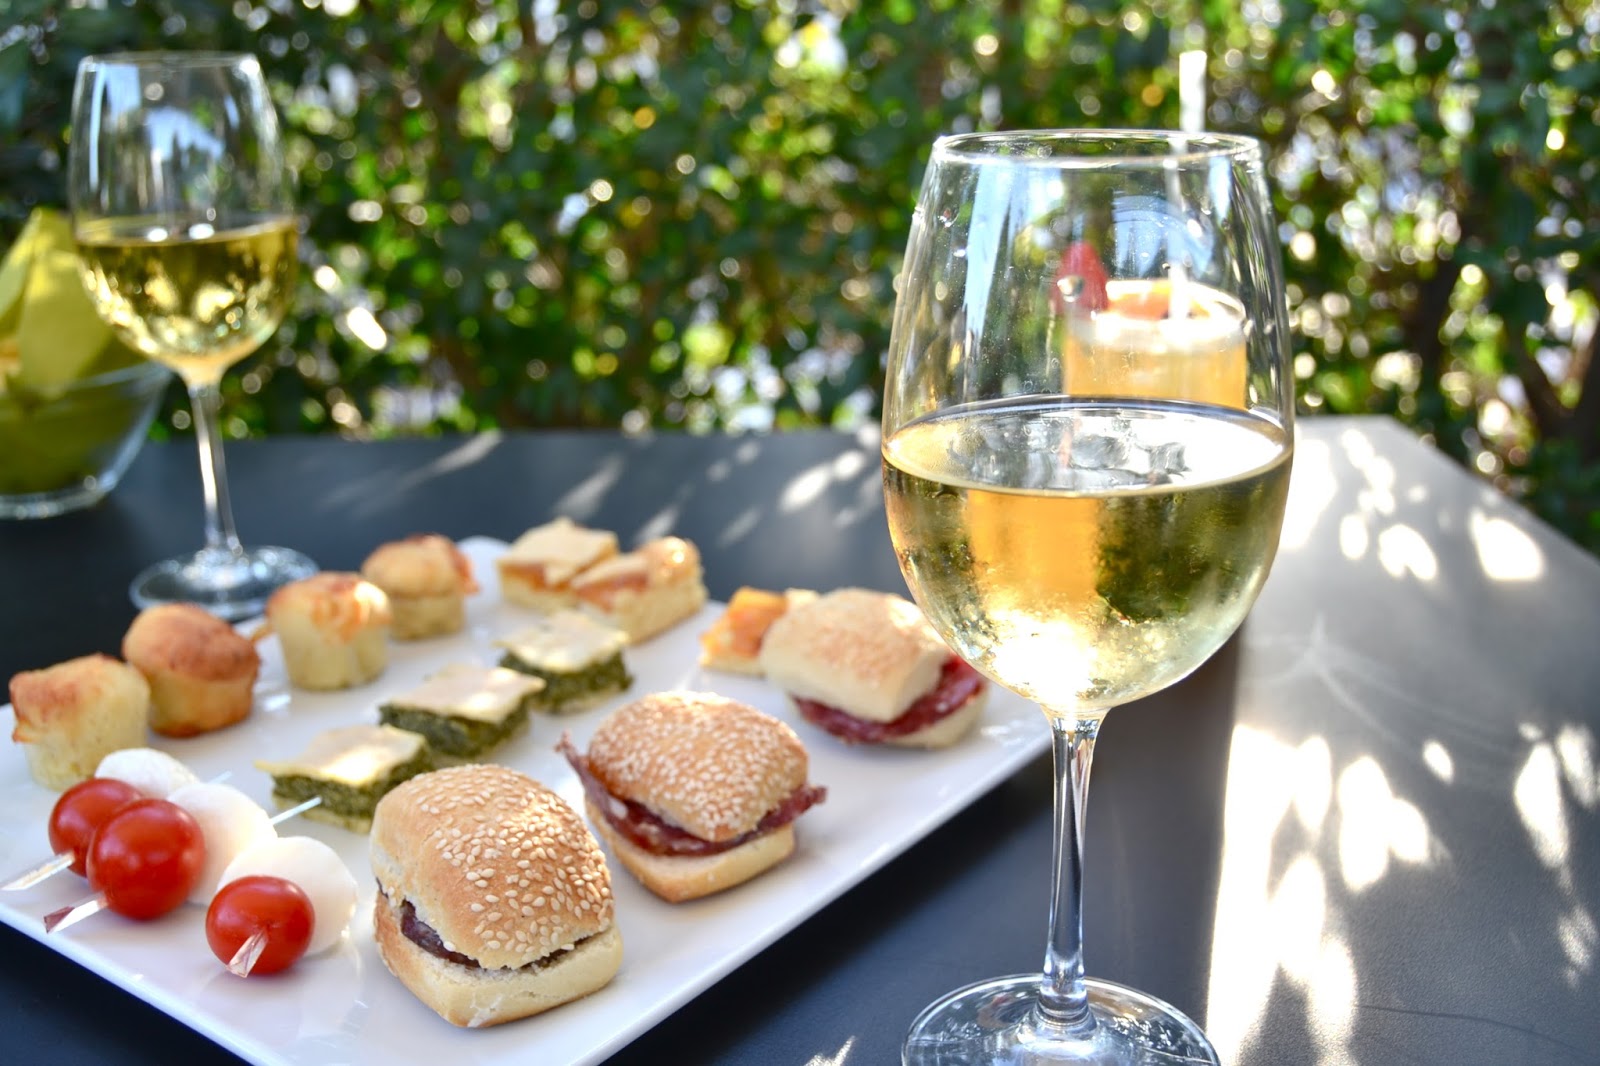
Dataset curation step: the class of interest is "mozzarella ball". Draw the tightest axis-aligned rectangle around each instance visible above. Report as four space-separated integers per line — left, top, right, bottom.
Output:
95 748 199 799
168 782 277 904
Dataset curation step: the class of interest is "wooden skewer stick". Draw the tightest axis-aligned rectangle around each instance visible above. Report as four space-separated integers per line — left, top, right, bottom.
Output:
43 894 108 935
2 852 74 893
227 930 270 977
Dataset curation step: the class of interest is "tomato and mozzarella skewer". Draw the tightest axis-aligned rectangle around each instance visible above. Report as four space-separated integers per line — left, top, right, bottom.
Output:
44 798 208 930
207 875 316 976
216 836 357 957
41 795 324 933
4 749 205 893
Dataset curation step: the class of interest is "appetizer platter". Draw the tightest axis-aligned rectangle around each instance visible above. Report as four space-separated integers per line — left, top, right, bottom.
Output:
0 536 1049 1066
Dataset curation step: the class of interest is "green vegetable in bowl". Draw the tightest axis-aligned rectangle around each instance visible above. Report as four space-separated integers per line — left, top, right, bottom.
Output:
0 208 116 393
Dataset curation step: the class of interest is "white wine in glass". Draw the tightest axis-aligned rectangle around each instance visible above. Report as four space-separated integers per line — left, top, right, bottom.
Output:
70 52 315 620
882 131 1294 1064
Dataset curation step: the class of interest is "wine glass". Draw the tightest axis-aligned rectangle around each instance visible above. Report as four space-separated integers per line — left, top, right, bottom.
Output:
68 52 316 620
881 130 1294 1064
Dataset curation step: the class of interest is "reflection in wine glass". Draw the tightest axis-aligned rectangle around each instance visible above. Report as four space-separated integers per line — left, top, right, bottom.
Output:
881 131 1294 1064
69 52 315 620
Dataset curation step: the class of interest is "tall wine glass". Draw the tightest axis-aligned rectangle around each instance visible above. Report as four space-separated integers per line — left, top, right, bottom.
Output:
882 131 1294 1064
69 52 316 620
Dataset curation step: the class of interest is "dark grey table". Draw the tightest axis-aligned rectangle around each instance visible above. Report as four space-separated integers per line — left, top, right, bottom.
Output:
1 417 1596 1066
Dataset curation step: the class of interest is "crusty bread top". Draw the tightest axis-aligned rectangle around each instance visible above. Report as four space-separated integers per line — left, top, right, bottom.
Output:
370 765 613 970
571 536 702 598
584 691 808 842
9 654 150 743
360 534 479 598
122 603 261 683
498 518 619 589
265 572 392 639
758 588 949 723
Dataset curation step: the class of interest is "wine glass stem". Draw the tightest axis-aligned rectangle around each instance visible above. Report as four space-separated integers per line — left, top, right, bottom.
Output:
1038 712 1103 1036
186 378 246 559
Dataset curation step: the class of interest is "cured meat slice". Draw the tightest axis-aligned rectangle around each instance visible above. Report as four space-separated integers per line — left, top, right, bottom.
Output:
795 657 984 743
559 737 826 857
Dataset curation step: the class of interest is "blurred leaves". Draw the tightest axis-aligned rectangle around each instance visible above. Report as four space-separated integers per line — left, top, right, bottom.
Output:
0 0 1596 551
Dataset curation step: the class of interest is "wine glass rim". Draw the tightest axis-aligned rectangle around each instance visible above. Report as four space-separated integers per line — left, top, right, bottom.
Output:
932 129 1263 167
78 51 262 71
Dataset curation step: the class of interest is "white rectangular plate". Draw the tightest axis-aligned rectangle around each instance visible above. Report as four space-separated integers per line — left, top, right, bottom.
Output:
0 537 1047 1066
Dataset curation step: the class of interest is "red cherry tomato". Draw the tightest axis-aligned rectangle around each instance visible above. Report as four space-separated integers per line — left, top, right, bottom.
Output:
85 799 205 920
48 778 144 876
206 875 315 976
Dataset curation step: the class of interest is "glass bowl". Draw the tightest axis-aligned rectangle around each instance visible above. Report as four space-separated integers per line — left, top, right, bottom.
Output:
0 360 172 519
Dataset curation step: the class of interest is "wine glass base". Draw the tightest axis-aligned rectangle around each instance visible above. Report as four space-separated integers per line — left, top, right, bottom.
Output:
130 545 318 622
904 974 1219 1066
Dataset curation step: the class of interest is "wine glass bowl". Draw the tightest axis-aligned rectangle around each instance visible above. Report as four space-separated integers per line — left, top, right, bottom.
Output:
881 130 1294 1064
69 52 315 620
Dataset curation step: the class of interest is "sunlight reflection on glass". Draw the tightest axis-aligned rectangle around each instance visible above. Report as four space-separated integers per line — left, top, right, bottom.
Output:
1207 725 1356 1066
1338 513 1369 560
1555 724 1598 808
1515 737 1571 871
1469 509 1546 582
1336 755 1431 891
1376 523 1439 582
1422 739 1455 783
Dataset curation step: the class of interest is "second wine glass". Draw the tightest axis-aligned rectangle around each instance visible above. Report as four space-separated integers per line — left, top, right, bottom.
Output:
69 51 316 620
882 130 1295 1064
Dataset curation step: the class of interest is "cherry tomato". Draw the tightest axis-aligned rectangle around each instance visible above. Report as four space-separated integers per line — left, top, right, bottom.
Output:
206 875 315 976
85 799 205 920
48 778 144 876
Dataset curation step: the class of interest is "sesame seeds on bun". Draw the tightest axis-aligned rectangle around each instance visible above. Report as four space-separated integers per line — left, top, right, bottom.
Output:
585 691 809 843
370 764 615 971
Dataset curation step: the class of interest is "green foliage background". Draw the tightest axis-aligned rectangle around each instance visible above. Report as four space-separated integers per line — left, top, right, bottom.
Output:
2 0 1596 550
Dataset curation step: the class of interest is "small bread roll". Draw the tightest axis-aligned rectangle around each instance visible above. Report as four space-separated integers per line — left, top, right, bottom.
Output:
122 604 259 738
9 654 150 790
360 534 478 641
265 572 392 690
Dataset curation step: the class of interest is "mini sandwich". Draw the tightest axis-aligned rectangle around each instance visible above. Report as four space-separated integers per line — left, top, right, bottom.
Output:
758 588 987 749
494 610 632 713
570 536 708 643
559 691 827 902
496 517 618 611
370 764 622 1028
698 586 817 676
255 723 434 832
377 664 545 761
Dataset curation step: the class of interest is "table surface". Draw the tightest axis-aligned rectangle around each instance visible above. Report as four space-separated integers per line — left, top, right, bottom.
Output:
1 416 1596 1066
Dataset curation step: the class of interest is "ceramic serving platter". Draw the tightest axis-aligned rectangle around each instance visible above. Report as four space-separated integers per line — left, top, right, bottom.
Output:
0 536 1048 1065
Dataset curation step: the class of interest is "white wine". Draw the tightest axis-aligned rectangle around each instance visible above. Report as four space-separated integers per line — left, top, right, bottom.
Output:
1062 280 1248 409
883 398 1290 716
76 216 298 385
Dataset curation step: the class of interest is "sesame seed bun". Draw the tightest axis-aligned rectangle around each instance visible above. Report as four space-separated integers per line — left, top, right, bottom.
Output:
758 588 951 723
585 691 809 843
369 765 620 1026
